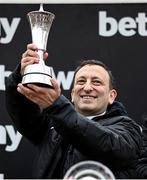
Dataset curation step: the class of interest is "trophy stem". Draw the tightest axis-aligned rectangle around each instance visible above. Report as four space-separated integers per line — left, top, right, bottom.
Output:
37 50 45 65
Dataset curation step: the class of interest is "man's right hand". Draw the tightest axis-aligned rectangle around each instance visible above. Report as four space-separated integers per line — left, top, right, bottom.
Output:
20 43 48 74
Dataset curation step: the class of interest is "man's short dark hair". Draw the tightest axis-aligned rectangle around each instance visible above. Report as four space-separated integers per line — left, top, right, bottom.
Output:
73 59 116 90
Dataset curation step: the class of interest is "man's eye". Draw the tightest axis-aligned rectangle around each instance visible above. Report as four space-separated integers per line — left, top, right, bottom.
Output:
77 80 85 85
93 81 101 85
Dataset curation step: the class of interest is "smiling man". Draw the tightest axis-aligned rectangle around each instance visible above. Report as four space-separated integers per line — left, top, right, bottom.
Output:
5 44 142 179
71 63 117 116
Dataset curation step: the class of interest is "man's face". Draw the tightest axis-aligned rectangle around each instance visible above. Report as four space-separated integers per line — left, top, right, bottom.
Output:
71 64 117 116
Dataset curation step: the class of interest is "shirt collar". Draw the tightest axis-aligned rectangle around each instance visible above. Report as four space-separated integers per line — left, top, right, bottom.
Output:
86 111 106 120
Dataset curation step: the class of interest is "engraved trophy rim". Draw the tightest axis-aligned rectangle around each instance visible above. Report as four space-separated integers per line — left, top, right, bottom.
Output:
27 10 55 18
27 3 55 18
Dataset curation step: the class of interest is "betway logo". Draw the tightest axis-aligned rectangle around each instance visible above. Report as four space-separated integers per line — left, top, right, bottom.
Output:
0 125 22 152
98 11 147 36
0 65 74 91
0 17 20 44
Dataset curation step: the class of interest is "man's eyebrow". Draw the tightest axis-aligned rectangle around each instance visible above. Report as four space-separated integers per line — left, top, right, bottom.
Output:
92 76 100 79
90 76 102 80
76 76 100 79
76 76 86 79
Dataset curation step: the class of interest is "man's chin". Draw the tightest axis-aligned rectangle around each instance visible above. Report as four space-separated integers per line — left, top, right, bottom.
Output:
79 106 94 113
81 99 94 104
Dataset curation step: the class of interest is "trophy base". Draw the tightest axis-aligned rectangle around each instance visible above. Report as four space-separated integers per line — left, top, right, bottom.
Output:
22 64 53 88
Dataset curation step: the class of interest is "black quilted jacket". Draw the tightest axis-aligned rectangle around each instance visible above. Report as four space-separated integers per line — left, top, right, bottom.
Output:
135 119 147 178
5 65 142 179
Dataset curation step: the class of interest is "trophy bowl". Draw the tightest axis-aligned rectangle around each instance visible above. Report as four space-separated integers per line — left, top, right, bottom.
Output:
21 4 55 87
63 161 115 180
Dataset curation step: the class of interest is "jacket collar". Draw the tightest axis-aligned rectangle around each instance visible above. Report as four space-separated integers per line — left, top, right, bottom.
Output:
92 101 128 121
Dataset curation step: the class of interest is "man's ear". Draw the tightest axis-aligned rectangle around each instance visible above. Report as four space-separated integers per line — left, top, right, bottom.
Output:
71 89 74 103
109 89 117 104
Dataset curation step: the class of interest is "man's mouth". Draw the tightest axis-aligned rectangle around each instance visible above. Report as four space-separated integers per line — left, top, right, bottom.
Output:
80 95 96 99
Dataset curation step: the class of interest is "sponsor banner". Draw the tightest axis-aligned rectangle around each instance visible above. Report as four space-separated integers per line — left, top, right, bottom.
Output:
0 125 22 152
0 65 74 91
98 11 147 36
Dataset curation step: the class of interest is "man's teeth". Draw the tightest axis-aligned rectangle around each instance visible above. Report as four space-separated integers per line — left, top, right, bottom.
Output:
82 96 93 99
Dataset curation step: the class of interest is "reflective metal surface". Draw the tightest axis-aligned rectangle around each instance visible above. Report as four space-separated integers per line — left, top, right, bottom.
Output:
63 161 115 180
22 4 55 87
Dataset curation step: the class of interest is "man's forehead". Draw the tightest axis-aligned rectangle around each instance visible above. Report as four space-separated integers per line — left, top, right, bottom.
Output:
75 64 107 76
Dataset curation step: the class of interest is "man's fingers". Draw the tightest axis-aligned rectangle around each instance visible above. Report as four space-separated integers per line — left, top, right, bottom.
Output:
27 84 41 92
17 84 36 100
27 43 38 50
22 49 39 59
43 52 48 60
50 79 61 94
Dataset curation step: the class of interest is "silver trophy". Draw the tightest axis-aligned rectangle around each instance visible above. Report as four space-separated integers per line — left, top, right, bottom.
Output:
22 4 55 87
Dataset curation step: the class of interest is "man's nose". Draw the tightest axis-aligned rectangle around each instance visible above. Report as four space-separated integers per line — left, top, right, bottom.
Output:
83 82 93 91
